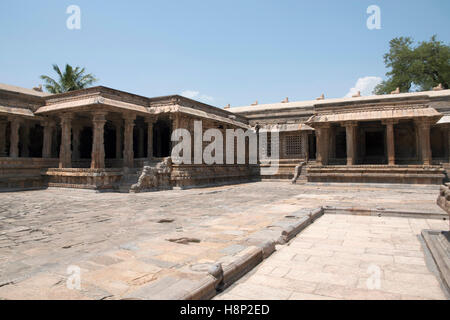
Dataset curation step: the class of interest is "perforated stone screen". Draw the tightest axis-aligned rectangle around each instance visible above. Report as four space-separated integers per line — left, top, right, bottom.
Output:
285 135 303 156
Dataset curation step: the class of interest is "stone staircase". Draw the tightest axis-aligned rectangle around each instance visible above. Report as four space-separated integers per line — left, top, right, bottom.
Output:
442 163 450 183
260 159 315 181
117 160 163 193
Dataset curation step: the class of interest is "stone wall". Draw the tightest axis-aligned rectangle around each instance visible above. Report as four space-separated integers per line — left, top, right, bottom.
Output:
0 158 58 190
171 164 259 189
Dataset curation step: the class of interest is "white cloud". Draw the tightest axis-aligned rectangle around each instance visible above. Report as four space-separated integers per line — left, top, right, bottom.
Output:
345 76 382 97
181 90 214 103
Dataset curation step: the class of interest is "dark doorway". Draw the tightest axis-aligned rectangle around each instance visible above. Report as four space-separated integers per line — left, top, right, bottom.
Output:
308 133 316 160
431 127 445 159
104 124 116 159
335 130 347 159
153 120 171 157
365 131 385 156
79 127 92 159
364 130 385 164
29 124 43 157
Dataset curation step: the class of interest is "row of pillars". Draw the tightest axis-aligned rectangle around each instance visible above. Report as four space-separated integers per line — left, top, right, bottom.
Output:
0 112 157 169
315 119 438 166
0 117 29 158
58 112 156 169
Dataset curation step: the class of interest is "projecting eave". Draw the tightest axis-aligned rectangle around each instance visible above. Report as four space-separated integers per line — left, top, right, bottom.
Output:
148 105 250 129
306 106 443 125
0 105 38 118
35 96 149 116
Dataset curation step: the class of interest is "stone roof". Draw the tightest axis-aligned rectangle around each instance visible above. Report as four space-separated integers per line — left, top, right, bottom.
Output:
307 106 442 124
33 86 249 128
259 123 314 132
229 90 450 114
0 105 37 118
0 83 51 97
437 115 450 125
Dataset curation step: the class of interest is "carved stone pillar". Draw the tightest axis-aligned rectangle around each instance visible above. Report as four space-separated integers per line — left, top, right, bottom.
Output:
72 124 82 161
8 117 21 158
171 113 180 157
0 119 8 157
145 117 156 159
415 119 432 166
447 124 450 163
344 121 358 166
302 131 309 161
91 112 107 169
113 120 122 159
20 123 30 157
315 124 330 166
383 119 397 165
223 125 228 164
42 119 55 158
59 113 73 168
448 125 450 164
123 114 136 168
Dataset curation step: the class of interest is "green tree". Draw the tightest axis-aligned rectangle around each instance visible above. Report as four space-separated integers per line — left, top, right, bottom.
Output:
374 36 450 94
40 64 98 94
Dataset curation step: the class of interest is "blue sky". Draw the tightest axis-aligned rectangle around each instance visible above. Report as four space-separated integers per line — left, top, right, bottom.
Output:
0 0 449 107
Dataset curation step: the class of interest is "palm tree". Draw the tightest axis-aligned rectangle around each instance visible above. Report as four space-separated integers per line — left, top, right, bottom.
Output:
40 64 98 93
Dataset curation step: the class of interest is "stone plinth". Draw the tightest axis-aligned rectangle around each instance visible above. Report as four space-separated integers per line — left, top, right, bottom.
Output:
171 164 259 189
307 165 445 185
42 168 124 190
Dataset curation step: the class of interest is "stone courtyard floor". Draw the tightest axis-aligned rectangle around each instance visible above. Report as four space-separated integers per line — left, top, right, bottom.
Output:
215 214 449 300
0 181 448 299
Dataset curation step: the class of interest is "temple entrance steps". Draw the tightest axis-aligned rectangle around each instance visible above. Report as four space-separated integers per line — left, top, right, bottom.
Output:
117 168 140 193
117 160 161 193
443 163 450 182
259 159 316 181
306 165 446 185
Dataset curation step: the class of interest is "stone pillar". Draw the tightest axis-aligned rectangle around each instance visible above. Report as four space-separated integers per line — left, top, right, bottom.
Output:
59 113 73 168
72 124 82 161
8 117 21 158
315 124 330 166
171 113 180 156
113 120 122 159
383 119 397 166
145 117 156 159
448 125 450 164
344 121 358 166
302 131 309 161
415 119 432 166
91 112 107 169
20 123 30 157
123 114 136 168
223 125 228 164
0 119 8 157
42 120 55 158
